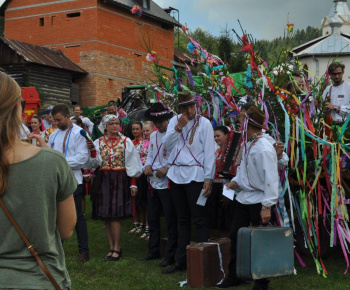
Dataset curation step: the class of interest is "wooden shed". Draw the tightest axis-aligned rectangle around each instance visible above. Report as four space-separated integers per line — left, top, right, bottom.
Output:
0 36 87 105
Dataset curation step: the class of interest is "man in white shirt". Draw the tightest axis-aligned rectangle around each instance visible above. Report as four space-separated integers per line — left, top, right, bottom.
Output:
162 91 216 274
218 106 279 289
71 105 94 134
322 62 350 123
138 103 178 269
33 104 90 263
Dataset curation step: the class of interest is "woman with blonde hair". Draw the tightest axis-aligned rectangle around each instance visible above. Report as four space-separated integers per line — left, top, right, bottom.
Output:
0 71 77 289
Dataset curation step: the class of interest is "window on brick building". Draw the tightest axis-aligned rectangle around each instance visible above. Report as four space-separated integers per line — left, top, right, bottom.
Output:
51 16 56 25
108 79 114 89
39 17 44 26
67 12 81 18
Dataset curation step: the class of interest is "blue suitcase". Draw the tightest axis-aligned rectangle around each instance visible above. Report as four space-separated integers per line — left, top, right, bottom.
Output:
236 227 294 280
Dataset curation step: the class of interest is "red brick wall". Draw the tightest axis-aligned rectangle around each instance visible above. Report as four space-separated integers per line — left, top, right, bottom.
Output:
4 0 175 106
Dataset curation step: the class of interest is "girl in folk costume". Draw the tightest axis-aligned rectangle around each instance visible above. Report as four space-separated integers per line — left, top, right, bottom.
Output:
91 115 142 261
43 113 58 143
29 114 45 146
206 126 235 238
128 121 154 239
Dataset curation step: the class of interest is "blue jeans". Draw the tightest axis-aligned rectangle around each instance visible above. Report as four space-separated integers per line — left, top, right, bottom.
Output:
74 184 89 254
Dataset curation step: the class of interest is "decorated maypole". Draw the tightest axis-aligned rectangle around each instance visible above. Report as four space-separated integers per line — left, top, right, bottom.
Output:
130 5 350 276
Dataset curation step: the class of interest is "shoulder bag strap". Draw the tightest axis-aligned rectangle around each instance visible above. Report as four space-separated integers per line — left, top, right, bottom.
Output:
0 199 61 290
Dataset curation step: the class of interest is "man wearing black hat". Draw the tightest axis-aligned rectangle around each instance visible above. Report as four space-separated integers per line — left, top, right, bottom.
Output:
218 105 279 289
138 103 178 268
162 91 216 274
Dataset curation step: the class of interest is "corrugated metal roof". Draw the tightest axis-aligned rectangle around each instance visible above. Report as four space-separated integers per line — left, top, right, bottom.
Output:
105 0 180 26
0 37 87 74
292 33 350 57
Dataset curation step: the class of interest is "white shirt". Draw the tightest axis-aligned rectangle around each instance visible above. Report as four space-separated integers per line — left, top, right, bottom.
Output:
232 136 279 206
43 119 52 130
322 82 350 122
18 123 30 140
144 130 169 189
263 133 289 169
92 136 143 178
48 123 89 184
71 115 94 134
163 114 216 184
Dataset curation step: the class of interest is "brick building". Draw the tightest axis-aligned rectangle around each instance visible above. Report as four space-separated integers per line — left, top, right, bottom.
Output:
0 0 180 106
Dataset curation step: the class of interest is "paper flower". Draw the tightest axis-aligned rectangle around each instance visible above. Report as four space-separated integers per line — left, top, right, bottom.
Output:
187 42 196 53
146 51 157 62
131 5 142 17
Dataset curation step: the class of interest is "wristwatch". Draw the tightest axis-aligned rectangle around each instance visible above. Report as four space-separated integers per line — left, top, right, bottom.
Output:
262 205 271 210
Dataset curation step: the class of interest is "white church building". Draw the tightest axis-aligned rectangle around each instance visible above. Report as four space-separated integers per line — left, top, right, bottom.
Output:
292 0 350 79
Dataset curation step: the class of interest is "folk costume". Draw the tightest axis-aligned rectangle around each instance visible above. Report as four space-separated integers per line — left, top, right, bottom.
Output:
163 92 216 269
206 147 235 231
133 138 150 207
43 126 58 143
92 115 142 220
322 81 350 123
140 103 178 265
47 122 90 258
221 106 279 289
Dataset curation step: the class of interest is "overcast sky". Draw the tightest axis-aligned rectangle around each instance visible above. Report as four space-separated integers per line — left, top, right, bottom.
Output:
0 0 336 40
154 0 335 40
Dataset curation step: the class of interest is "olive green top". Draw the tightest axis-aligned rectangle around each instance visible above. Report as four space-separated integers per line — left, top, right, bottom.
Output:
0 148 77 289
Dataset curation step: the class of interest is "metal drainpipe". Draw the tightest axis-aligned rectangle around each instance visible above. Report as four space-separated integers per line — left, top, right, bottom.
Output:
313 55 319 77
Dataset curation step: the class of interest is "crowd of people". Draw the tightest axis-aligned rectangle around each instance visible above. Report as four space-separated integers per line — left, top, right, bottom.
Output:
0 61 349 289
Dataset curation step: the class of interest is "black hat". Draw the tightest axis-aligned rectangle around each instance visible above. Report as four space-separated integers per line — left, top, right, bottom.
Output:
144 102 174 122
176 91 198 107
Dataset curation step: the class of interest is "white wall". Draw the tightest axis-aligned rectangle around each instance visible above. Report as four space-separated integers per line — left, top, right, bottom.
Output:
298 55 350 82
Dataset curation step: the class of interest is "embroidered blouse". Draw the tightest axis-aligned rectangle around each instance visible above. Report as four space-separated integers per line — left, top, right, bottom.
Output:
93 135 142 177
133 138 150 165
163 114 216 184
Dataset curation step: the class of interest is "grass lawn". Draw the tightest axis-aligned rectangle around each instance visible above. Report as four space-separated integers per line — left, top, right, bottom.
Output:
63 199 350 289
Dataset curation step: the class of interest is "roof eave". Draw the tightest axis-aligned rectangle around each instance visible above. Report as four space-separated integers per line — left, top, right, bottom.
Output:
104 0 180 27
0 0 11 17
294 52 350 58
291 34 330 53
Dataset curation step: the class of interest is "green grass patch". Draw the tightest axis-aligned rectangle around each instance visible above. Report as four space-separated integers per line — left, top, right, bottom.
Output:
63 199 350 289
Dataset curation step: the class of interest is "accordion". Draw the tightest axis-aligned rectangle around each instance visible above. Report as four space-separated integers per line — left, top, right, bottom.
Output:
217 130 242 178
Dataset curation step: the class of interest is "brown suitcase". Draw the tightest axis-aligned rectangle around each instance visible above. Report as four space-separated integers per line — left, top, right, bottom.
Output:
186 238 231 288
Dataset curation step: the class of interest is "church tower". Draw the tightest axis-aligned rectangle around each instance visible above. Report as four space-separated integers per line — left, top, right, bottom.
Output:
322 0 350 35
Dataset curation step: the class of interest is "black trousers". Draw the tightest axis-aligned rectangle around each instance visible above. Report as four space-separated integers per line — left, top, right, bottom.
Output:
147 187 178 261
228 200 262 279
74 184 89 254
170 181 209 266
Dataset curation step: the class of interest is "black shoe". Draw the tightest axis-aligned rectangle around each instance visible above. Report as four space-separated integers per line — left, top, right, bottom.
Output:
138 253 161 261
252 279 270 290
159 258 175 267
104 249 114 260
162 263 186 274
109 249 122 261
216 277 241 288
78 252 89 263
